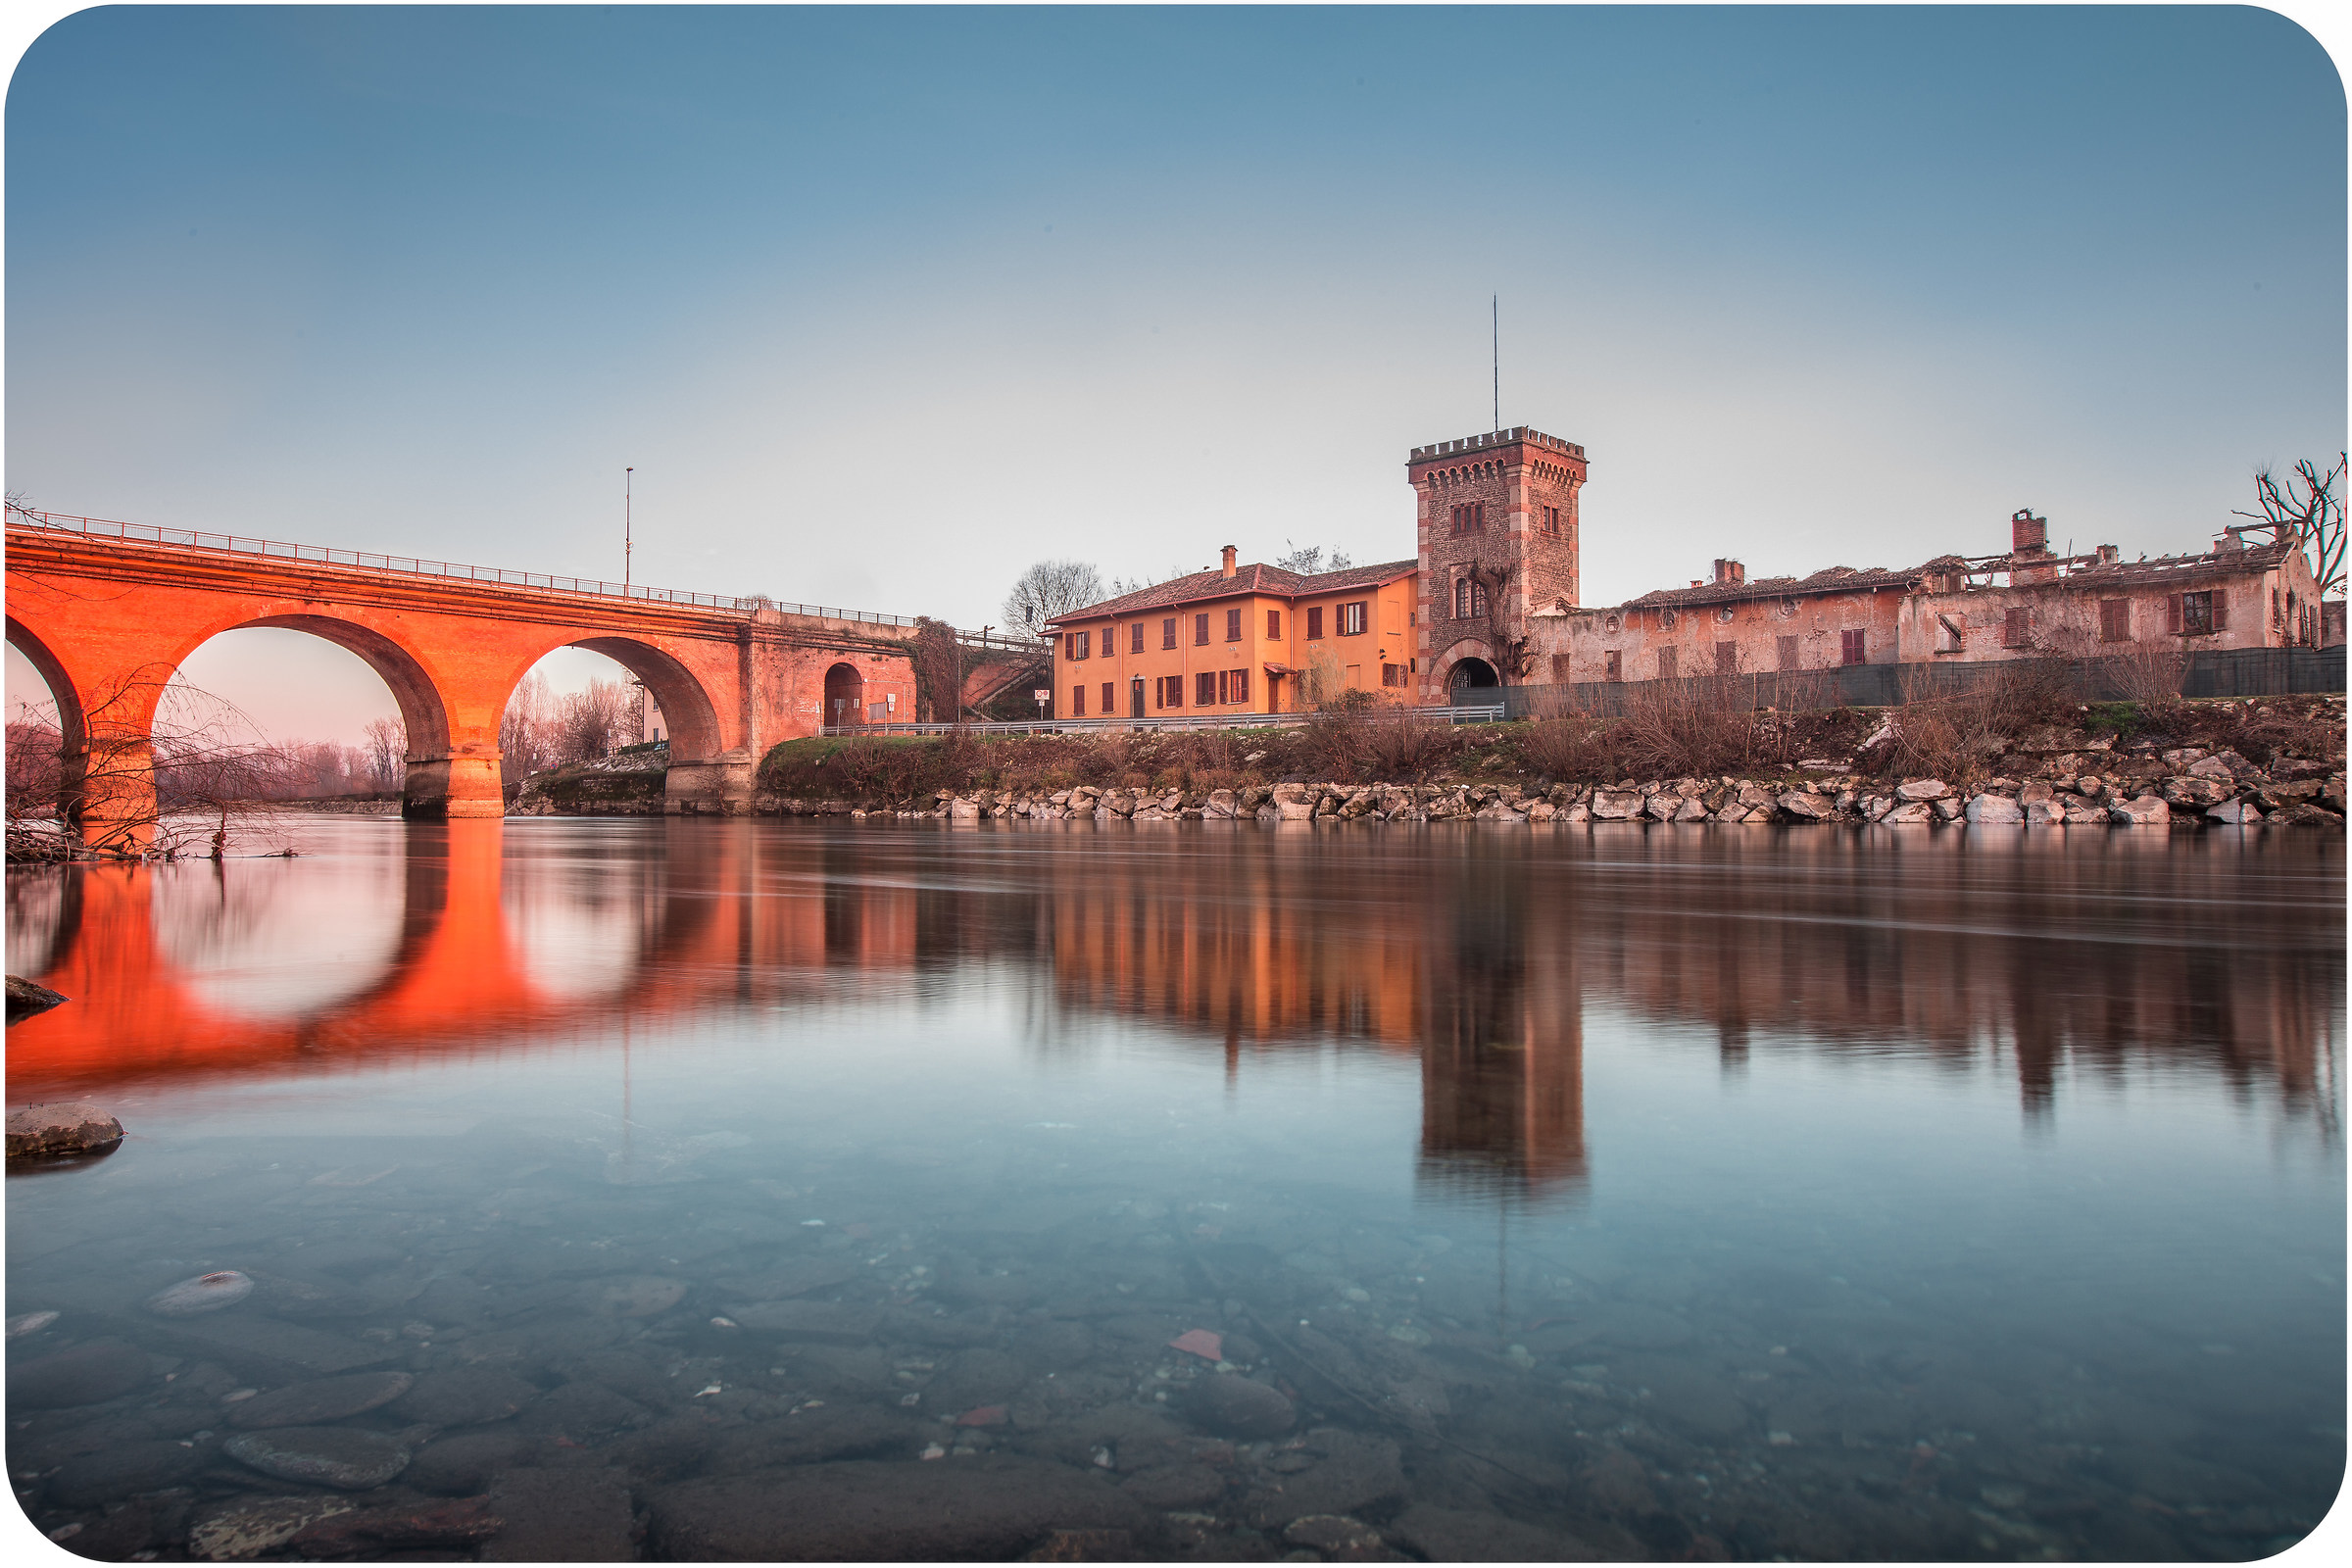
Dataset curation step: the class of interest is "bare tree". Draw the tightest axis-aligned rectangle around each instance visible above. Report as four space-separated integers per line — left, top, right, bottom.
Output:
1275 541 1354 574
362 714 407 794
2233 453 2346 596
555 678 631 762
1003 560 1106 640
6 669 299 861
1467 562 1537 683
1107 564 1188 596
500 672 557 784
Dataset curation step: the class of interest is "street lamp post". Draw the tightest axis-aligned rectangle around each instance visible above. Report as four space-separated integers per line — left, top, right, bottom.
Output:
623 467 634 592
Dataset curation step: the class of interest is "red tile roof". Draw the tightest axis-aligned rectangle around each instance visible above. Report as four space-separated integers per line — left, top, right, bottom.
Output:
1046 559 1417 626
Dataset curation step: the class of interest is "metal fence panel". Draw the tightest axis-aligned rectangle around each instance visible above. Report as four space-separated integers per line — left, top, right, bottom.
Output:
1469 646 2344 718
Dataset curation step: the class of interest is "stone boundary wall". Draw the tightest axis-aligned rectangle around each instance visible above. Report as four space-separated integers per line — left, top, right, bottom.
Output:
1483 645 2346 718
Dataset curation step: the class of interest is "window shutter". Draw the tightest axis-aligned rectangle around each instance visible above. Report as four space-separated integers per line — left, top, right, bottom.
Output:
2211 591 2229 631
2166 594 2181 633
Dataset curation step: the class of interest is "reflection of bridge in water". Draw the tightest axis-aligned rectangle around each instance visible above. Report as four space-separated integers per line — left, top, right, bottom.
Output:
7 824 2338 1195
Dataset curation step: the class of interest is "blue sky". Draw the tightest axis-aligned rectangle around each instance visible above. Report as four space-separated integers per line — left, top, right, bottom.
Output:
5 5 2345 740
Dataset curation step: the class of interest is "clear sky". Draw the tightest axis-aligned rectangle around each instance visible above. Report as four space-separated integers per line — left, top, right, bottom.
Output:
5 5 2345 742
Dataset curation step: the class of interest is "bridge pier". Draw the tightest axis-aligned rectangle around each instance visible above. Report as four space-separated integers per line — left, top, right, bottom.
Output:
400 756 508 820
664 756 755 815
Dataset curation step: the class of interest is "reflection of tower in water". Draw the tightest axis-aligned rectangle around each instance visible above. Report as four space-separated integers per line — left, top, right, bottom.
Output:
1414 853 1587 1206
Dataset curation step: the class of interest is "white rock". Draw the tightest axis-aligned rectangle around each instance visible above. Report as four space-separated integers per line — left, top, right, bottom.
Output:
1965 793 2023 824
2109 795 2172 826
1879 802 1935 824
148 1271 255 1317
1895 778 1949 802
2207 799 2264 825
2024 799 2067 828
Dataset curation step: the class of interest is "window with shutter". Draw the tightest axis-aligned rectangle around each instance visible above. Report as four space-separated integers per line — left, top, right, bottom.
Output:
1715 642 1738 674
1840 629 1866 665
1071 685 1085 715
1131 623 1145 654
2210 591 2229 631
1162 617 1177 649
1099 627 1114 658
2099 601 2130 642
1267 610 1281 639
1658 647 1678 679
1196 671 1216 707
1195 613 1209 645
1230 667 1250 704
1306 606 1324 640
2166 594 2182 634
1604 650 1622 681
2003 608 2029 648
1101 682 1112 712
1778 635 1799 670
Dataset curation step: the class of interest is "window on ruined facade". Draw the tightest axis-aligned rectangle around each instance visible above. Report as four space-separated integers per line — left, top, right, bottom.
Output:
1660 609 1677 631
1937 614 1965 654
2179 590 2217 635
1539 505 1560 536
1604 650 1622 681
2099 600 2131 643
1449 502 1488 536
1071 684 1086 716
1657 647 1678 679
1196 671 1217 707
1604 615 1621 633
1305 606 1324 640
1131 623 1145 655
1195 613 1210 646
2003 608 2029 649
1715 642 1738 675
1340 601 1367 636
1453 578 1488 618
1162 617 1178 650
1716 606 1735 623
1840 629 1867 665
1778 635 1799 671
1550 653 1573 682
1267 610 1282 640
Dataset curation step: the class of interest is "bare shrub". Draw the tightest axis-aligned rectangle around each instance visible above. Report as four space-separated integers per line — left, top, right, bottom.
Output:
1880 661 2077 787
2106 645 2186 709
1358 708 1457 783
1616 677 1768 778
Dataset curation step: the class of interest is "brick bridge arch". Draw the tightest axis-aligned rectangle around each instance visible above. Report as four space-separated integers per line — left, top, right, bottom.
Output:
6 515 929 844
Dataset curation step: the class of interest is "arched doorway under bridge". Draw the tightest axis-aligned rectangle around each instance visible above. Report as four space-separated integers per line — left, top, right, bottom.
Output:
823 662 865 730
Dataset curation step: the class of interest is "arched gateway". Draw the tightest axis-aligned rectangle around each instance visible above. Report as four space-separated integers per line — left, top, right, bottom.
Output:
4 512 923 843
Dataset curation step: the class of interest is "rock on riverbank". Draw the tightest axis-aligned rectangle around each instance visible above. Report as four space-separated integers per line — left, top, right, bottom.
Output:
6 1101 123 1158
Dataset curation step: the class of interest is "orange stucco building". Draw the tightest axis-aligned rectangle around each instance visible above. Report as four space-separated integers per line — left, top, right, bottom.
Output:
1046 547 1420 718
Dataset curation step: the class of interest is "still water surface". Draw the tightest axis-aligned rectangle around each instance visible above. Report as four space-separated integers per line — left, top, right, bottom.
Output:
6 819 2344 1560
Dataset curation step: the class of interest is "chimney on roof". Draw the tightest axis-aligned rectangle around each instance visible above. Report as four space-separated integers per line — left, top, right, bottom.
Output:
2011 509 2048 557
1221 545 1238 579
2096 544 2120 564
1713 559 1745 585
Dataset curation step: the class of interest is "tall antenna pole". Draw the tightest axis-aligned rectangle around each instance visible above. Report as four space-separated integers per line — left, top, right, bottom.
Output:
624 466 634 592
1492 294 1499 432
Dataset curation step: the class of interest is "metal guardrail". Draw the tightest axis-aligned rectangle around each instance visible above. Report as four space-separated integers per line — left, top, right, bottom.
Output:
821 704 1505 737
3 504 1040 643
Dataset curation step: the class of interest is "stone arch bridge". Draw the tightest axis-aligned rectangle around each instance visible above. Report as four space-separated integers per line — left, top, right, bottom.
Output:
6 510 1020 837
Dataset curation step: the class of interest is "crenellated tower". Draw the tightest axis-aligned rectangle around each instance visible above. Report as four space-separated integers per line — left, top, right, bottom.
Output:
1408 426 1585 695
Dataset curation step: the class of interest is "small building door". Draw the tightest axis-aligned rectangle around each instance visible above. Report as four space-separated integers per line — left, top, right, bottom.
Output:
1130 677 1146 718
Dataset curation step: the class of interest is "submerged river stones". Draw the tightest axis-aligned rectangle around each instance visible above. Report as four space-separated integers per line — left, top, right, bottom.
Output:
147 1269 255 1316
223 1426 412 1490
8 1337 152 1408
225 1370 415 1430
189 1494 358 1560
590 1274 688 1317
1186 1373 1296 1437
388 1367 539 1426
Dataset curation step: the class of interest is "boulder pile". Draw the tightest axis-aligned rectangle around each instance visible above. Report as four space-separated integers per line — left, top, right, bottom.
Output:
770 743 2343 830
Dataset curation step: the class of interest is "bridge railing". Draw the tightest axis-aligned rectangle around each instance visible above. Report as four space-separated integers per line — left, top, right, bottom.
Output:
4 504 1032 641
821 705 1505 737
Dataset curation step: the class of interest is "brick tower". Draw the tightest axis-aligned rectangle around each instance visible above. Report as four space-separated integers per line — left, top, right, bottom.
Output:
1408 426 1586 696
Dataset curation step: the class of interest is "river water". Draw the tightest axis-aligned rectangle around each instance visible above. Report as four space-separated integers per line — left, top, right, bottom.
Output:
5 817 2343 1561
